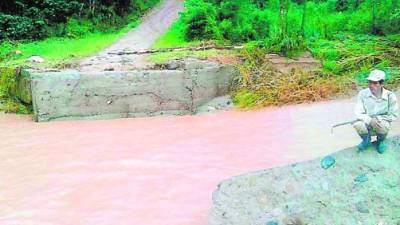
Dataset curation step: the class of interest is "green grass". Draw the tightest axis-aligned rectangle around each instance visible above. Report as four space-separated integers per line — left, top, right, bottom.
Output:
232 89 259 109
308 34 400 85
0 33 123 68
146 49 237 63
152 19 202 49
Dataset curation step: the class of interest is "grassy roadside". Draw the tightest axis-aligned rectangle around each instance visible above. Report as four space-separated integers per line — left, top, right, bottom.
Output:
152 19 201 49
0 0 163 68
0 33 123 68
0 18 142 69
156 23 400 109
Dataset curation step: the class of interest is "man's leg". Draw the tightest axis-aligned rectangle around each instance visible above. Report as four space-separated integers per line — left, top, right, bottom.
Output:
353 121 371 151
371 118 390 154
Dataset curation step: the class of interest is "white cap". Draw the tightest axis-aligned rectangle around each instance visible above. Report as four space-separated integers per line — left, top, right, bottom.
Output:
366 69 385 82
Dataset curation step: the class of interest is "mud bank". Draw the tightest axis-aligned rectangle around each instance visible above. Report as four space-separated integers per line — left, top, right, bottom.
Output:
210 136 400 225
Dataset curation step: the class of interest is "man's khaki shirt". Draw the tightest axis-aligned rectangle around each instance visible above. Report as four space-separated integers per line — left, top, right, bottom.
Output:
355 88 399 123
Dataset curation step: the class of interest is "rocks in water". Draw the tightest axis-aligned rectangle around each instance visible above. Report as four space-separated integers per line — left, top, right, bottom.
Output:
320 155 336 169
196 95 233 114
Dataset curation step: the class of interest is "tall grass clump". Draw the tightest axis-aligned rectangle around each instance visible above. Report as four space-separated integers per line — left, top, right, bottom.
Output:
232 46 352 108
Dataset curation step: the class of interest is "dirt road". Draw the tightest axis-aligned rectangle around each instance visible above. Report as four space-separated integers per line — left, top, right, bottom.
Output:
1 97 399 225
79 0 184 71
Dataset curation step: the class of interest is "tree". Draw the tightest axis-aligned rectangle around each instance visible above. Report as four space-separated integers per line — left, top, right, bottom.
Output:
335 0 349 11
300 0 307 37
280 0 286 36
370 0 383 34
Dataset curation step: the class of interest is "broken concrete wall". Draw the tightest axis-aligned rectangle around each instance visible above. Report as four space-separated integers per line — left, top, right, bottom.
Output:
29 59 238 122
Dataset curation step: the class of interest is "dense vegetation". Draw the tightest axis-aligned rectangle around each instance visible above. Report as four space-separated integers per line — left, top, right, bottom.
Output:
0 0 160 40
181 0 399 44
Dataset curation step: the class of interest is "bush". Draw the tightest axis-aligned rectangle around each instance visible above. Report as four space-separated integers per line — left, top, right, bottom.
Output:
335 0 349 11
0 67 31 114
183 0 218 40
0 14 46 40
261 35 306 57
66 18 95 37
181 0 400 45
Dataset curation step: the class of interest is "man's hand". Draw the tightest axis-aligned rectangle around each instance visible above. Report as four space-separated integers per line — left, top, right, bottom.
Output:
371 117 383 128
359 114 372 124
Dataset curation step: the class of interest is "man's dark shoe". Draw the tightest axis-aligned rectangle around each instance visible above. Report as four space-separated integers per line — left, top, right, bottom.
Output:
376 133 387 154
357 134 371 151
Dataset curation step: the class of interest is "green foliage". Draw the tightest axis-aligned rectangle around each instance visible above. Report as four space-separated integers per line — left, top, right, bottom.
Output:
0 67 31 114
152 19 202 49
309 34 400 89
0 67 16 99
322 60 341 74
182 0 271 43
262 35 306 57
0 32 123 68
179 0 400 50
0 14 46 40
233 89 259 109
183 0 218 40
335 0 349 11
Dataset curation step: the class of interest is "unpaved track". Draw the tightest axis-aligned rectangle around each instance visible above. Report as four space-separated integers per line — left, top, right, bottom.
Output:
1 97 400 225
79 0 184 71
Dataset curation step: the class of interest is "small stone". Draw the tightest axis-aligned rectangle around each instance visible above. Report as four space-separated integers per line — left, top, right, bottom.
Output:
321 156 336 169
207 106 216 111
27 56 45 63
355 201 369 213
354 174 368 183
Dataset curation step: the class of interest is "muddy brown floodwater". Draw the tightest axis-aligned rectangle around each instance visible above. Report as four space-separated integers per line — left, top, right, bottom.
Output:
1 96 399 225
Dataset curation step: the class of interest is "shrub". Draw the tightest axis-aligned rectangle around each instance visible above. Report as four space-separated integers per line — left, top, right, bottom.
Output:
183 0 218 40
0 14 46 40
232 46 350 108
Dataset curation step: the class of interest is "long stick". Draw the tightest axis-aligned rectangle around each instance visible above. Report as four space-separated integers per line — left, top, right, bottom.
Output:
331 112 389 133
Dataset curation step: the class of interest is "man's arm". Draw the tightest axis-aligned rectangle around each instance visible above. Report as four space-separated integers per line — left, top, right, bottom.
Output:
378 93 399 122
355 91 372 124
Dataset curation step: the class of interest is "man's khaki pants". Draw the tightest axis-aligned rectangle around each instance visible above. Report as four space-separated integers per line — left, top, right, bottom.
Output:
353 118 390 136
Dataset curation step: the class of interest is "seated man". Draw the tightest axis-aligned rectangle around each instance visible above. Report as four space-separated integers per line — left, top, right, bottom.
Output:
353 69 399 153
